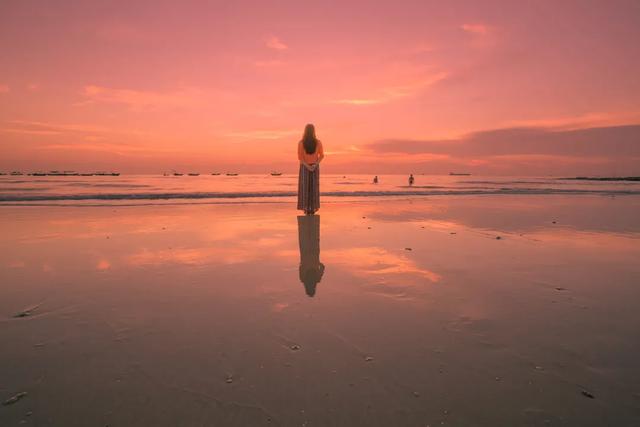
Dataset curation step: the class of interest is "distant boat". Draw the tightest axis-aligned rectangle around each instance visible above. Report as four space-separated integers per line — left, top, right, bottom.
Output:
80 173 94 176
0 172 6 175
188 173 200 176
32 172 47 176
270 172 282 176
173 172 184 176
226 173 238 176
211 173 221 175
449 172 471 176
10 171 23 176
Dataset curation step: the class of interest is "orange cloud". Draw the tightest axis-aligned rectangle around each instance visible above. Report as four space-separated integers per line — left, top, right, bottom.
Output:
81 85 203 111
96 259 111 270
42 142 177 155
224 129 299 140
460 23 491 35
333 71 448 106
265 35 288 50
3 120 112 135
254 59 286 67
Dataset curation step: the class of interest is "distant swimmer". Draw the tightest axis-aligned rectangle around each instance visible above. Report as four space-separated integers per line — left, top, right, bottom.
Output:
373 175 378 184
408 174 414 186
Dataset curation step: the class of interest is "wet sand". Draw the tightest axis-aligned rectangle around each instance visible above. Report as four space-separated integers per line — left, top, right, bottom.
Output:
1 195 640 426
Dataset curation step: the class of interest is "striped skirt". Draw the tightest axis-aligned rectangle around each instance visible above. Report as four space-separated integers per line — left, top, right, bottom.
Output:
297 164 320 212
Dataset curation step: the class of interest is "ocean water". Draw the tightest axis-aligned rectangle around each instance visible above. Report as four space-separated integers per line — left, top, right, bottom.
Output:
1 174 639 205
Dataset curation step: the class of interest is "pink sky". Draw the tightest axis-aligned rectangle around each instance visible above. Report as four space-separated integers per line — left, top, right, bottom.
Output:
1 0 639 175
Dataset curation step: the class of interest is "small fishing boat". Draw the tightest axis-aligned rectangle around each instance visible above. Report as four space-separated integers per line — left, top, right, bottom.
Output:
188 173 200 176
226 173 238 176
211 173 221 175
270 172 283 176
0 172 7 175
173 172 184 176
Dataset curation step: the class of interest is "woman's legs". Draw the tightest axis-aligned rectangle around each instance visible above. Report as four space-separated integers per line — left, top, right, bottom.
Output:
298 164 319 214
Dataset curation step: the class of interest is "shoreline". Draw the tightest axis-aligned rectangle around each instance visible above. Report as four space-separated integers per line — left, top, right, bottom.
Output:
2 189 640 205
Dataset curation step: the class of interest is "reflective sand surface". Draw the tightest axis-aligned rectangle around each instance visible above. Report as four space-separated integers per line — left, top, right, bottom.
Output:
1 196 640 426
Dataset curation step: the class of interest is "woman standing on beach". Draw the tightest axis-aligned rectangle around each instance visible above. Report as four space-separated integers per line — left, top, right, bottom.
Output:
297 124 324 215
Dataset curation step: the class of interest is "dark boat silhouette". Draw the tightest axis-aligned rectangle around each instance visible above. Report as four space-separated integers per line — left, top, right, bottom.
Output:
270 172 283 176
226 173 239 176
211 172 221 175
173 172 184 176
46 171 80 176
449 172 471 176
188 173 200 176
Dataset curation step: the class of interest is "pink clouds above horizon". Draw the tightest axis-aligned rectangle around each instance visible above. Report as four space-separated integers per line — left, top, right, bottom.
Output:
1 0 639 175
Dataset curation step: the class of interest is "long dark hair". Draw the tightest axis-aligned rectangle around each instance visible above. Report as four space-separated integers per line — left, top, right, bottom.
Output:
301 123 319 154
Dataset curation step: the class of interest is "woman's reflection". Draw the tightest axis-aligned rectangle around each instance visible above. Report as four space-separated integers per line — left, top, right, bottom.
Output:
297 215 325 297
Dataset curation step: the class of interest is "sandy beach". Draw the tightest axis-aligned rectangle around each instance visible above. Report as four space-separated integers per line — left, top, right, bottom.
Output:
1 195 639 426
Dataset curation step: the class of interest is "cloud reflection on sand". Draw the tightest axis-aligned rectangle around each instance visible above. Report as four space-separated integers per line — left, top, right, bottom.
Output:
324 247 441 283
127 246 262 266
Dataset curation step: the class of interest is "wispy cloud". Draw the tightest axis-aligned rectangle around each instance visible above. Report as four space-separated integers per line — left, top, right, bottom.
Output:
461 23 491 35
224 129 299 140
265 35 288 50
333 98 383 106
253 59 286 68
332 71 448 106
0 120 151 142
0 84 9 93
43 142 176 155
1 120 113 135
324 145 361 155
503 111 640 130
80 85 203 111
